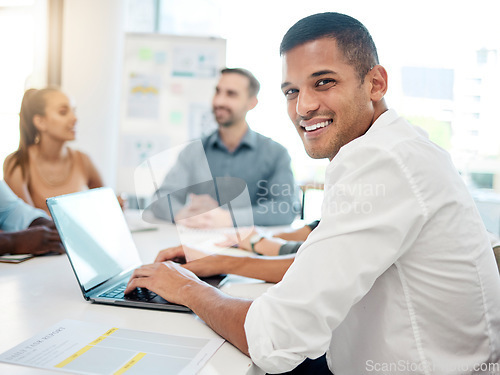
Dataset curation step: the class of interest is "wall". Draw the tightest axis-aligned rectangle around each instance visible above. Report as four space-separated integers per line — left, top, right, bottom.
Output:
0 1 48 179
117 34 226 197
60 0 125 189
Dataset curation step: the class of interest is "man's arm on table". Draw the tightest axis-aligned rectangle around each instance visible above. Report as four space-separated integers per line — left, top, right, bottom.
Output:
125 248 295 354
155 245 295 283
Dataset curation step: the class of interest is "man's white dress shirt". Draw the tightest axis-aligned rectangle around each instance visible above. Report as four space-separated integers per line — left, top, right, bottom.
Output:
245 109 500 374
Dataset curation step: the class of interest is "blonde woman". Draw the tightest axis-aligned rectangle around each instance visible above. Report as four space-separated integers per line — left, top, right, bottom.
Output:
3 88 103 214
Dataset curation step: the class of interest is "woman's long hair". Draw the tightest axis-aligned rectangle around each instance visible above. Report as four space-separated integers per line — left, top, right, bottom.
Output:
5 87 60 179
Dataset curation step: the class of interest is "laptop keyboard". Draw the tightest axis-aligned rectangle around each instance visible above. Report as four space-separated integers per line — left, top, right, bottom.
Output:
99 282 159 302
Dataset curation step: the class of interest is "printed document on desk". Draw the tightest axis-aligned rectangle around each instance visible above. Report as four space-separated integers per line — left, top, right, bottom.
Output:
0 319 224 375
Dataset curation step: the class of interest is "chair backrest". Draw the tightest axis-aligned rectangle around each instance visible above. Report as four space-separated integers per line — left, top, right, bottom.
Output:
299 182 324 221
493 246 500 274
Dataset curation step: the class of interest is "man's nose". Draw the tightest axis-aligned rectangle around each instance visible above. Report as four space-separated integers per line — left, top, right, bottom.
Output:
213 92 226 107
296 88 320 117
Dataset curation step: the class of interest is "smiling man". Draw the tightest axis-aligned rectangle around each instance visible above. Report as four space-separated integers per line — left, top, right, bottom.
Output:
127 13 500 375
280 36 385 160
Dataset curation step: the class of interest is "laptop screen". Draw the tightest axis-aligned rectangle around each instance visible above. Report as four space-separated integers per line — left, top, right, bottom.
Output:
47 188 142 292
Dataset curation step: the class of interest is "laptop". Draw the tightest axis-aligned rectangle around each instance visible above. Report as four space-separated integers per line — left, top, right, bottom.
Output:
47 187 226 312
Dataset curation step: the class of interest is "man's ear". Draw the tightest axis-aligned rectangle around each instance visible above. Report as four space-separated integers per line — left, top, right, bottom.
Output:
369 65 388 102
33 114 46 132
247 96 258 111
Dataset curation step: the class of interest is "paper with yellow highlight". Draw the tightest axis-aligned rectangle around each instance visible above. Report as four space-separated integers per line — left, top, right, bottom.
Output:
0 319 224 375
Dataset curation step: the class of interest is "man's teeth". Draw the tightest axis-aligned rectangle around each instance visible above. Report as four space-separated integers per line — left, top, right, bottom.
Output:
304 120 331 131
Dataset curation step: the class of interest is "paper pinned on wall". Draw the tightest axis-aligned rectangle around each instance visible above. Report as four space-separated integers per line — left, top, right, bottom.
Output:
154 50 167 64
0 319 224 375
127 73 161 119
172 46 218 78
170 111 184 125
138 47 154 61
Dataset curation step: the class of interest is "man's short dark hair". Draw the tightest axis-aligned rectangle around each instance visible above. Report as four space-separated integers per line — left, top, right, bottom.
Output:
280 12 379 82
221 68 260 97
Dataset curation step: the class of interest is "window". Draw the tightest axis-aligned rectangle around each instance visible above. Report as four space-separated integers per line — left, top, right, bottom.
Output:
0 0 47 180
124 0 500 193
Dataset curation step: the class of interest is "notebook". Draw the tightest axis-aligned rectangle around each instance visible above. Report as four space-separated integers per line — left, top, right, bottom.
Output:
46 187 226 312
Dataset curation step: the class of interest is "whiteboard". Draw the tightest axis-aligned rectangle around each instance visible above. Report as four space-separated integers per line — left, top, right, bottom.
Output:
116 33 226 196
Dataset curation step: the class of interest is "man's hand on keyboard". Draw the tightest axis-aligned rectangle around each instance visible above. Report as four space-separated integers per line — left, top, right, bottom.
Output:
125 262 203 306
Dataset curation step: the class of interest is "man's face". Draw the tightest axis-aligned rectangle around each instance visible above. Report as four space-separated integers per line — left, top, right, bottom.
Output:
281 37 376 160
212 73 254 127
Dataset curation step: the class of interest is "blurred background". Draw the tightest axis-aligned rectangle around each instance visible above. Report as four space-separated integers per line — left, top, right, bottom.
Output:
1 0 500 230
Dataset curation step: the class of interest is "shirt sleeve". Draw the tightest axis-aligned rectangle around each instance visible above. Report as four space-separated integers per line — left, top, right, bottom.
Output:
244 145 428 373
0 181 48 232
279 241 303 255
278 221 321 254
252 146 301 226
307 220 320 230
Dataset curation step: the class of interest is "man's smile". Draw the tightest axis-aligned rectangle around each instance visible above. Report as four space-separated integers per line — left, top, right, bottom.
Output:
299 119 333 132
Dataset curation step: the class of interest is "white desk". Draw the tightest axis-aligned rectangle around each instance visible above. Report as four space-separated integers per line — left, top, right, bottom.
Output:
0 215 272 374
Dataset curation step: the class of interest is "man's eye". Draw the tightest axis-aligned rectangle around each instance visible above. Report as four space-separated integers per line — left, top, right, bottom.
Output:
317 79 336 87
284 89 298 99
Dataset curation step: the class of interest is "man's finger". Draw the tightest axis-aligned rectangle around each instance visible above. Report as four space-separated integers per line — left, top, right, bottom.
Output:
125 265 158 292
154 246 185 263
127 265 155 282
124 277 151 294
